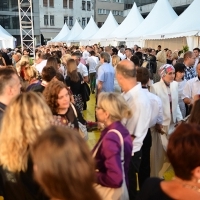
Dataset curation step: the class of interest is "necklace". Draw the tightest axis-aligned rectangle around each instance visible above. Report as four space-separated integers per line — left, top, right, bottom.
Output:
173 177 200 193
182 183 200 193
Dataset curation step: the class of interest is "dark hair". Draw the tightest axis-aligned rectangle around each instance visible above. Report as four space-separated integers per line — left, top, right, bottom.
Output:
188 99 200 125
130 55 140 67
31 125 101 200
71 51 82 58
174 63 185 79
136 67 150 85
167 123 200 180
176 58 184 64
0 67 17 95
90 51 95 56
55 72 64 82
125 48 132 53
46 57 58 71
158 45 161 48
193 48 200 52
112 48 118 55
41 66 57 82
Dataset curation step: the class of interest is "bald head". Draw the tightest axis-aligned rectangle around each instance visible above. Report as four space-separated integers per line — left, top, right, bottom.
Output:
116 60 137 78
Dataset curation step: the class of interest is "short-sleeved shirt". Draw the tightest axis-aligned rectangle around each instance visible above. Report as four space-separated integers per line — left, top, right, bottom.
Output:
182 77 200 100
77 62 88 78
97 62 115 92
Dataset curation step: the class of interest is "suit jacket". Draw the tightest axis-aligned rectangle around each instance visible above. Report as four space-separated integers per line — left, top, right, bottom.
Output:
150 79 183 126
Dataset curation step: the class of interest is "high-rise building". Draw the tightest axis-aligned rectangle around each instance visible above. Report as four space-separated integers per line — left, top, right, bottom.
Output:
39 0 94 40
0 0 40 46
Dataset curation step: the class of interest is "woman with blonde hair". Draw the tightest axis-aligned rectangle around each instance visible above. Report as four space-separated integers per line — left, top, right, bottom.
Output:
0 92 52 199
31 126 101 200
65 59 84 111
24 65 41 91
16 55 30 78
112 55 121 93
93 92 132 200
153 50 167 83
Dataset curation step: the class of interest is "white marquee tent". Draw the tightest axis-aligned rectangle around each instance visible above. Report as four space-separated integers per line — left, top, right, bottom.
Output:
144 0 200 50
90 11 119 45
74 16 99 45
49 22 70 43
125 0 178 47
108 3 144 41
58 20 83 45
0 25 15 49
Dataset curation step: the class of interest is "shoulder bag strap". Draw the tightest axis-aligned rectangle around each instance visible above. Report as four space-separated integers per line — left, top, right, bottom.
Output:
92 129 124 163
70 103 78 118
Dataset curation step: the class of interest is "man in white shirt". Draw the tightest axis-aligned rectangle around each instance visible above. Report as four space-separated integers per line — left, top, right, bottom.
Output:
118 48 126 60
35 53 47 74
183 63 200 105
87 51 99 93
136 67 163 188
116 60 152 200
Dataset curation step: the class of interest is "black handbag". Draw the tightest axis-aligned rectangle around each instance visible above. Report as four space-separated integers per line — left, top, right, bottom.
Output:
81 82 90 102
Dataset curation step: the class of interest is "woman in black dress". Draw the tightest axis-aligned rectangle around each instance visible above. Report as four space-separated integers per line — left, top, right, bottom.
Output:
137 123 200 200
65 59 84 112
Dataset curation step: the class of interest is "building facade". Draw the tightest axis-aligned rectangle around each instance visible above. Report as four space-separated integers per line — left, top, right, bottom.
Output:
94 0 134 28
39 0 94 40
0 0 40 46
124 0 194 18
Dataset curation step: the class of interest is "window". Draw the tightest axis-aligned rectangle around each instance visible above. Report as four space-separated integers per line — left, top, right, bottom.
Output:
82 18 86 27
87 1 91 11
64 16 68 24
97 22 104 28
87 17 90 23
112 10 123 16
82 1 85 10
50 15 54 26
43 0 47 7
63 0 67 8
98 9 109 15
44 15 48 25
49 0 54 7
113 0 124 3
69 16 73 26
69 0 73 8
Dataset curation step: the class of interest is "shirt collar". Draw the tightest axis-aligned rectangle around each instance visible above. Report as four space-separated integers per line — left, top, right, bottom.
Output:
122 82 142 101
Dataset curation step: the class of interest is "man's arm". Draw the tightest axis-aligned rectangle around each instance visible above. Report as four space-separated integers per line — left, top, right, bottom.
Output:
97 81 103 95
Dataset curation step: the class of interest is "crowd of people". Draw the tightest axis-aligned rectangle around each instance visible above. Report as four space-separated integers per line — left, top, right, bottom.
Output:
0 43 199 200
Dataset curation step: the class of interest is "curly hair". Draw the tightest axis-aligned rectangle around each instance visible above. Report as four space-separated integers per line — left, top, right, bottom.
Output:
0 92 53 172
43 80 72 114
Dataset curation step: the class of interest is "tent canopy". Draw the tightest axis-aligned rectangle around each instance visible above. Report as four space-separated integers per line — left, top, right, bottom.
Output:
74 16 99 41
58 20 83 42
91 12 118 41
50 23 70 42
0 25 15 49
126 0 178 40
108 3 144 40
144 0 200 39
